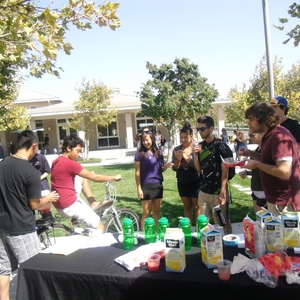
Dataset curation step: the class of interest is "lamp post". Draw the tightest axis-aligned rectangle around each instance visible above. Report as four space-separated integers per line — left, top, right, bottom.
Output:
262 0 275 99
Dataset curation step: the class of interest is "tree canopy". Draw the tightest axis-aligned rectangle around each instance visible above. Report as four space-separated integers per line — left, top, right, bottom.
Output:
139 57 219 159
225 55 300 123
276 2 300 46
67 78 117 160
0 0 120 78
0 0 120 131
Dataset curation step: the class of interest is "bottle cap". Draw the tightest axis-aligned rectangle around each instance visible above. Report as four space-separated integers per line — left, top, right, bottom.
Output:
179 217 190 226
122 218 133 226
197 215 208 223
144 217 155 225
158 217 169 226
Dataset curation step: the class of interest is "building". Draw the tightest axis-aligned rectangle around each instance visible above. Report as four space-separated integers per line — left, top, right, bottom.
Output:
0 87 230 157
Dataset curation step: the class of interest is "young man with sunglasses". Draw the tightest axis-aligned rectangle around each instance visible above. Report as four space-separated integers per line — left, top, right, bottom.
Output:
194 116 233 235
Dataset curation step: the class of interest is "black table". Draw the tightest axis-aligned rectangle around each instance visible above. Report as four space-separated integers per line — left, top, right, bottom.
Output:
17 241 300 300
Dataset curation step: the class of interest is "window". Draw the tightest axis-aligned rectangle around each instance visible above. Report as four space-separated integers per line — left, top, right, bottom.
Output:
97 121 119 148
57 119 77 139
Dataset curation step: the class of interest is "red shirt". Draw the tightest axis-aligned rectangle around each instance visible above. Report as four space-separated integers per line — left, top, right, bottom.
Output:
261 125 300 210
51 156 83 209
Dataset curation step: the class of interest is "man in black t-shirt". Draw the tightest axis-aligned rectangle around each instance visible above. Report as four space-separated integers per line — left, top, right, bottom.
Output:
270 96 300 152
0 130 59 299
194 116 233 235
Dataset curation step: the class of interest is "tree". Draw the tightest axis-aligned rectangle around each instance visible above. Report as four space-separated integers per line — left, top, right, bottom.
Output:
225 55 300 123
0 0 120 78
139 57 219 160
276 2 300 46
0 0 120 131
67 78 117 160
0 62 29 131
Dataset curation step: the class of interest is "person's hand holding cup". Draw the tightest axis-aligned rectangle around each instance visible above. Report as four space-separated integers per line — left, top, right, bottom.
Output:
193 144 202 154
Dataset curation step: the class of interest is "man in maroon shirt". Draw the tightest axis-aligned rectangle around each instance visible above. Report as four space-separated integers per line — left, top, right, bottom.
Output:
239 102 300 216
51 134 121 232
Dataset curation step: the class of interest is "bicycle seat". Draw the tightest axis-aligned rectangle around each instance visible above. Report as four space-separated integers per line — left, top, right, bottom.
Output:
93 200 114 214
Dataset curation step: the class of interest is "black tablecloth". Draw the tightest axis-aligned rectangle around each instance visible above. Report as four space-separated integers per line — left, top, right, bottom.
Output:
17 241 300 300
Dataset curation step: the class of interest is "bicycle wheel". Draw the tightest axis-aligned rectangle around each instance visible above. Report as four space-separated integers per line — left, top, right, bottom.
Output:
104 208 140 233
48 224 73 241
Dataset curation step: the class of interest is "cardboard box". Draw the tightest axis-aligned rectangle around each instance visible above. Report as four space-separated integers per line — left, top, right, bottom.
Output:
256 208 272 230
282 212 299 248
164 228 186 273
265 215 283 253
201 224 223 269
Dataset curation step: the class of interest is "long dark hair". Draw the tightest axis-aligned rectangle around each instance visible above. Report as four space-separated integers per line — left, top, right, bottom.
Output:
139 131 161 160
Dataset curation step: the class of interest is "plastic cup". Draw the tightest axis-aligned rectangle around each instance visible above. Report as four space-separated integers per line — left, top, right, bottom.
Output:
39 190 51 213
147 254 161 272
216 259 232 281
274 243 287 253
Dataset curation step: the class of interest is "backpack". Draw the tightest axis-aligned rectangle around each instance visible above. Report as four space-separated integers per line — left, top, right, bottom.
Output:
213 139 235 181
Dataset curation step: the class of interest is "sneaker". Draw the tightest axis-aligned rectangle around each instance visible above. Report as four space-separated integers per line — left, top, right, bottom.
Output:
93 200 114 214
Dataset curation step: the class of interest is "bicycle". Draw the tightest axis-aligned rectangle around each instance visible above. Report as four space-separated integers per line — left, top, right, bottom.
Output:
36 181 140 248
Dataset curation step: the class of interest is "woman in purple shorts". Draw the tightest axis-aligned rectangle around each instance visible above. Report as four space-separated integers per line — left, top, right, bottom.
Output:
135 130 173 230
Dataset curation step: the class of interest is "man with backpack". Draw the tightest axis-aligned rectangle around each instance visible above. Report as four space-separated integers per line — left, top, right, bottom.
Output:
194 116 233 234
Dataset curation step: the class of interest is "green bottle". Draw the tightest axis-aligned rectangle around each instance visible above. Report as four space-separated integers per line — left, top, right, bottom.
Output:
158 217 169 241
122 218 134 250
179 217 192 251
144 217 156 243
197 215 208 247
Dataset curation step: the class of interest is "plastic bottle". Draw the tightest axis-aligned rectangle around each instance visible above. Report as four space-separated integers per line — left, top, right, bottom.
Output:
179 217 192 251
122 218 134 250
197 215 208 247
144 217 156 243
158 217 169 241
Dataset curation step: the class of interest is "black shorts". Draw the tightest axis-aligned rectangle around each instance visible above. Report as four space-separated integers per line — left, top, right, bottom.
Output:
251 192 266 207
177 181 201 198
141 183 163 201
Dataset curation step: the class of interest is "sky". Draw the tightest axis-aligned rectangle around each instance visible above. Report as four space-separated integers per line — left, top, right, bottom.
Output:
24 0 299 102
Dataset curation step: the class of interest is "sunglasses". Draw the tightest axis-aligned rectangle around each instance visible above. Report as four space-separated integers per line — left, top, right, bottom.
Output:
196 126 209 132
142 130 152 135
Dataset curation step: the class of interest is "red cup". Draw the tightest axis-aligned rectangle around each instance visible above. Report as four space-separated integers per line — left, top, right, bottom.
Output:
148 254 161 272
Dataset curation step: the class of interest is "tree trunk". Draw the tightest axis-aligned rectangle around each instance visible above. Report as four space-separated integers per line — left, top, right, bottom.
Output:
166 125 176 162
84 133 90 161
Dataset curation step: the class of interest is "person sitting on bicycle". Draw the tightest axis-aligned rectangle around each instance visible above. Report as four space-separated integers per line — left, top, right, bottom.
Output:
51 134 122 233
74 175 112 210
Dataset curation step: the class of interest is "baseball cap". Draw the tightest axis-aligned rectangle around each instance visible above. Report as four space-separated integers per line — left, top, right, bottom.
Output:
270 96 288 107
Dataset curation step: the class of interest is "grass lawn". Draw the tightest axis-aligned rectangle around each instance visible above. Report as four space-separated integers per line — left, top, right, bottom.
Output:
78 163 256 227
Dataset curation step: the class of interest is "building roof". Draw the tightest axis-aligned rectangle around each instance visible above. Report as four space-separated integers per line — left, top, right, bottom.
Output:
14 87 62 104
27 93 141 118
